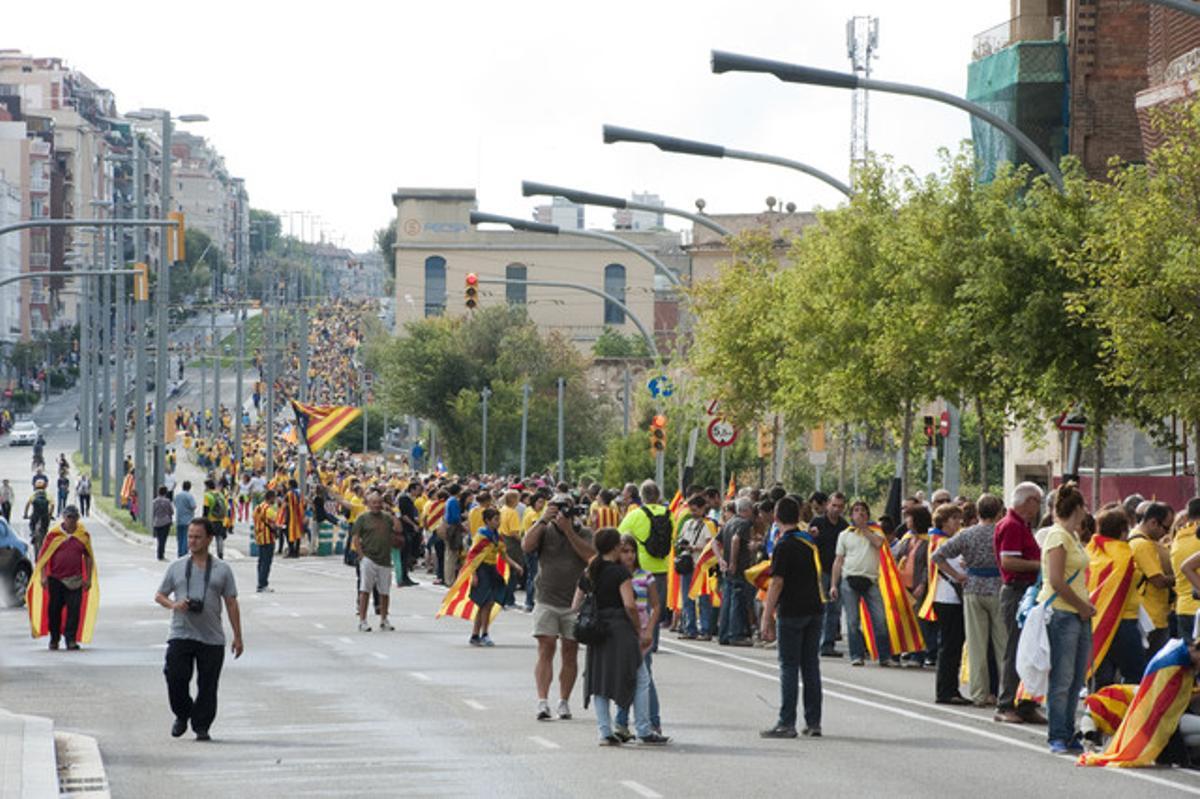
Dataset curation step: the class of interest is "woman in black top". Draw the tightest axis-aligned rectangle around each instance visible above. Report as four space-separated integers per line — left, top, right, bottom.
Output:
574 528 641 745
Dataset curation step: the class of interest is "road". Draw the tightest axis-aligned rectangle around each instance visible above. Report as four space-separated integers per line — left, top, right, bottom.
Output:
4 399 1200 797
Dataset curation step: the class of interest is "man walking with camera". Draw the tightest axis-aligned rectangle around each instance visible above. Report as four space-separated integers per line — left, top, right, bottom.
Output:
523 493 595 721
154 519 244 741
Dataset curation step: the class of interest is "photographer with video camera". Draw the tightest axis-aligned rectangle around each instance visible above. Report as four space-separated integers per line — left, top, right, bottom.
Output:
523 492 596 721
154 518 243 742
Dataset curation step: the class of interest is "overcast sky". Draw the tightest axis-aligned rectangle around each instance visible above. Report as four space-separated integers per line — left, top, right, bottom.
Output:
10 0 1006 251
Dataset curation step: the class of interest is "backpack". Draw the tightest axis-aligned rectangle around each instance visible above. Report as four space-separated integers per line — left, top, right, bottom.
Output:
30 492 49 518
573 576 606 646
208 492 228 520
641 506 672 560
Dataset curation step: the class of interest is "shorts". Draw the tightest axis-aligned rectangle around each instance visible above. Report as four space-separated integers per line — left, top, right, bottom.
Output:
532 603 577 641
359 557 393 596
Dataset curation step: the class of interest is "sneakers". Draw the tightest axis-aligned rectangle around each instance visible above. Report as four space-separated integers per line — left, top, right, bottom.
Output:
639 733 670 745
759 724 798 739
1020 708 1049 725
557 699 572 720
994 710 1025 724
877 659 893 668
480 634 495 647
358 621 372 632
850 658 865 667
802 727 822 737
729 638 753 648
1065 739 1084 755
65 641 80 651
1048 740 1071 755
599 735 623 746
614 724 634 743
536 700 552 721
379 620 395 632
936 696 972 706
819 649 843 658
401 578 420 587
469 635 482 646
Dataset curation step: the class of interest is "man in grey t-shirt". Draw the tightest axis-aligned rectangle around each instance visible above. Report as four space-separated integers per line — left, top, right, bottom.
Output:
154 519 243 741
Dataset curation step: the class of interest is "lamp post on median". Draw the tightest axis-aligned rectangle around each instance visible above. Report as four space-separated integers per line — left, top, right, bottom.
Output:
708 50 1064 190
125 108 208 495
602 125 852 197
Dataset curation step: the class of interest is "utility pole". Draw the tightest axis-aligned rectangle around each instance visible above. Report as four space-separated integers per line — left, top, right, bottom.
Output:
557 377 565 484
212 298 220 438
153 112 174 495
519 382 530 478
297 280 309 538
100 228 112 497
480 386 491 474
847 15 880 173
78 269 90 458
622 363 631 436
264 280 275 481
133 138 150 508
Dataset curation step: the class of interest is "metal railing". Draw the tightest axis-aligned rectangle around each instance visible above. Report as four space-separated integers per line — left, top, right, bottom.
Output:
972 14 1064 61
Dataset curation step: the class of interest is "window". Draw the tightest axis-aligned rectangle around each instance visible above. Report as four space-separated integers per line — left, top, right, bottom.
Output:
506 263 527 305
603 263 626 325
424 255 446 316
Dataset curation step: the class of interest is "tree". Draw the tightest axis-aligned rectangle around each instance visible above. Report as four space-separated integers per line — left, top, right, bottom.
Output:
375 220 396 280
372 305 612 473
592 327 650 358
249 209 281 255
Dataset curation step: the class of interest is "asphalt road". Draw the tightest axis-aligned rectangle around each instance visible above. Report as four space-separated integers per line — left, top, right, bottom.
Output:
4 402 1200 796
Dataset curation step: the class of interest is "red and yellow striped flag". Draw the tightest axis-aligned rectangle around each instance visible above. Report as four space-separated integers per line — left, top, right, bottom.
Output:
876 525 925 654
1085 684 1136 737
687 539 722 607
27 526 100 644
291 401 361 453
1085 535 1137 678
668 490 685 520
745 559 772 592
665 547 683 613
725 475 736 500
917 531 947 622
1080 639 1194 767
435 535 509 623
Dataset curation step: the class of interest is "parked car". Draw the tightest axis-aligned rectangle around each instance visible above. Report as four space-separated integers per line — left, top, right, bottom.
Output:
9 419 39 446
0 525 32 607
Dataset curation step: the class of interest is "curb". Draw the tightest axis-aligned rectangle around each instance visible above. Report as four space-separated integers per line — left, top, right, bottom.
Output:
55 731 108 798
0 708 58 799
91 505 246 560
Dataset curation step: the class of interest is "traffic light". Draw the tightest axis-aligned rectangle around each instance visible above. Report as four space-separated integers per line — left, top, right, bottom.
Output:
650 414 667 457
757 422 774 459
465 272 479 310
168 211 185 262
133 262 149 301
923 415 935 448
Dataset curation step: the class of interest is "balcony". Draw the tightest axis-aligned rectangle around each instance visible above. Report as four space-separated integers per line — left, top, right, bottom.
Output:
28 253 50 269
29 177 49 194
972 15 1064 61
29 139 50 158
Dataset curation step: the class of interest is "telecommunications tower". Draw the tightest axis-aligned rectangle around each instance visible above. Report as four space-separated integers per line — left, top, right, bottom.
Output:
846 16 880 173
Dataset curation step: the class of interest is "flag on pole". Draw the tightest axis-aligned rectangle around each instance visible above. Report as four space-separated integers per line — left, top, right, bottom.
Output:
291 401 361 453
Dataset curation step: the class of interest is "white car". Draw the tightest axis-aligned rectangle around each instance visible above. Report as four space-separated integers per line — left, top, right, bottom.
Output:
8 420 39 446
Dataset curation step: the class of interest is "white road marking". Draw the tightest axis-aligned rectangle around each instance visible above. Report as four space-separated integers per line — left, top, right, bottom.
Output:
620 780 661 798
312 622 326 630
528 735 560 750
462 699 487 711
370 651 388 661
659 645 1200 796
289 612 300 618
408 671 431 682
337 636 354 645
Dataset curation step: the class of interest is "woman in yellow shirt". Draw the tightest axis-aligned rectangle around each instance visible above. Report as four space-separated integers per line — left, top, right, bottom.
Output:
1036 483 1095 755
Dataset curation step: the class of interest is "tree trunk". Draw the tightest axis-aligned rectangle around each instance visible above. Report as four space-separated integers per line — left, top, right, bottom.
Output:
1091 423 1104 510
900 399 913 500
838 422 849 493
975 395 988 493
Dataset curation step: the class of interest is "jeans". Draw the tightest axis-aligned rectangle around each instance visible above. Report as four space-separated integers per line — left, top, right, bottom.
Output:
680 583 712 637
391 546 405 586
1094 618 1146 687
820 571 840 651
154 524 171 560
78 494 90 516
176 523 189 557
164 638 225 734
777 614 822 730
1046 609 1091 744
257 542 274 590
933 601 965 701
47 577 82 644
840 578 891 661
524 552 538 610
616 652 659 733
432 535 445 582
997 582 1033 711
719 575 751 642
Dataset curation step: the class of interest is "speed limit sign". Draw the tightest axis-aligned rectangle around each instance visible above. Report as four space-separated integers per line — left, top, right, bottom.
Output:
707 417 738 448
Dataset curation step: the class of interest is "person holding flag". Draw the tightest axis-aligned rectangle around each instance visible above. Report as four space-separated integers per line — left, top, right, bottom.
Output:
1086 506 1144 687
829 501 892 668
27 505 97 651
467 508 522 646
675 495 717 640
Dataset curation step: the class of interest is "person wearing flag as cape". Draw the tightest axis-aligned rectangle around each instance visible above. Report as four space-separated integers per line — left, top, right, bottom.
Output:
466 507 523 646
760 495 825 738
830 500 893 667
27 504 97 651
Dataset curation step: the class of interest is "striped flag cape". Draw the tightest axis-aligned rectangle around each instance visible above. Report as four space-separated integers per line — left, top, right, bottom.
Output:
665 546 683 613
290 401 361 453
688 539 722 607
1085 535 1137 678
1080 638 1195 767
436 534 510 623
745 559 772 592
917 531 948 622
119 471 136 509
1085 684 1137 737
872 524 925 655
423 499 446 531
283 490 305 543
27 525 100 644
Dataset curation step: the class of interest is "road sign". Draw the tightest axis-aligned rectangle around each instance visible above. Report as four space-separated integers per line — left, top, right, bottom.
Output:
939 410 950 437
707 417 737 448
705 399 720 417
808 450 828 466
1055 410 1086 433
647 375 674 399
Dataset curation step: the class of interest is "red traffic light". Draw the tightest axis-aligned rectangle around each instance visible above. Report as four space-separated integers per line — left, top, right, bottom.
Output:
465 273 479 286
651 414 667 429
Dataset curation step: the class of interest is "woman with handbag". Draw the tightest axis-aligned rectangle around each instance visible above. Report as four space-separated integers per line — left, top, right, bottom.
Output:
575 528 667 746
1037 483 1095 755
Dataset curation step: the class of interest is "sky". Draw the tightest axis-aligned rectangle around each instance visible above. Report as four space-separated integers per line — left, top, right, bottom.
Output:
8 0 1007 252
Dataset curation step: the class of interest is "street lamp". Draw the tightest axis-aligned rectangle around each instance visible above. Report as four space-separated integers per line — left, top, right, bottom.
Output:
520 180 731 236
125 108 208 492
603 124 852 198
468 211 681 288
709 49 1064 190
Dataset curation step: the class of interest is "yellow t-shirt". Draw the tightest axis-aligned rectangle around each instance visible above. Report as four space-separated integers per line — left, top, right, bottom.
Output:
471 531 500 565
522 506 540 534
467 506 486 539
1172 523 1200 616
1130 533 1170 629
345 495 367 524
1036 524 1089 613
499 506 522 539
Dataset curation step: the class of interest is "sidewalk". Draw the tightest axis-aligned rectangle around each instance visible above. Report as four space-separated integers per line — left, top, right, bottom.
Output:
0 708 57 799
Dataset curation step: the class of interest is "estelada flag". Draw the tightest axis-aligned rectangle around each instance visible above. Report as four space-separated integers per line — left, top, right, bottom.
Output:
687 539 722 607
291 401 361 453
436 533 510 623
1079 638 1194 767
1085 535 1137 678
27 524 100 644
1085 684 1137 737
874 524 925 654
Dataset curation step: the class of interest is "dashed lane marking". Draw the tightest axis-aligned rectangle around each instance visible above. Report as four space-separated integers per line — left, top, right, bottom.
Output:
312 622 326 630
620 780 662 798
370 651 388 661
463 699 487 711
528 736 560 750
409 671 431 682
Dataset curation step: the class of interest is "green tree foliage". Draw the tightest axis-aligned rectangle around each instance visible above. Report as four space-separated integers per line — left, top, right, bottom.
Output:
375 220 397 280
592 327 650 358
372 305 612 474
249 209 281 255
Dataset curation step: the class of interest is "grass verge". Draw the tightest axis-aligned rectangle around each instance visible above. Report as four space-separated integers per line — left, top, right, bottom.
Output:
70 451 149 536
